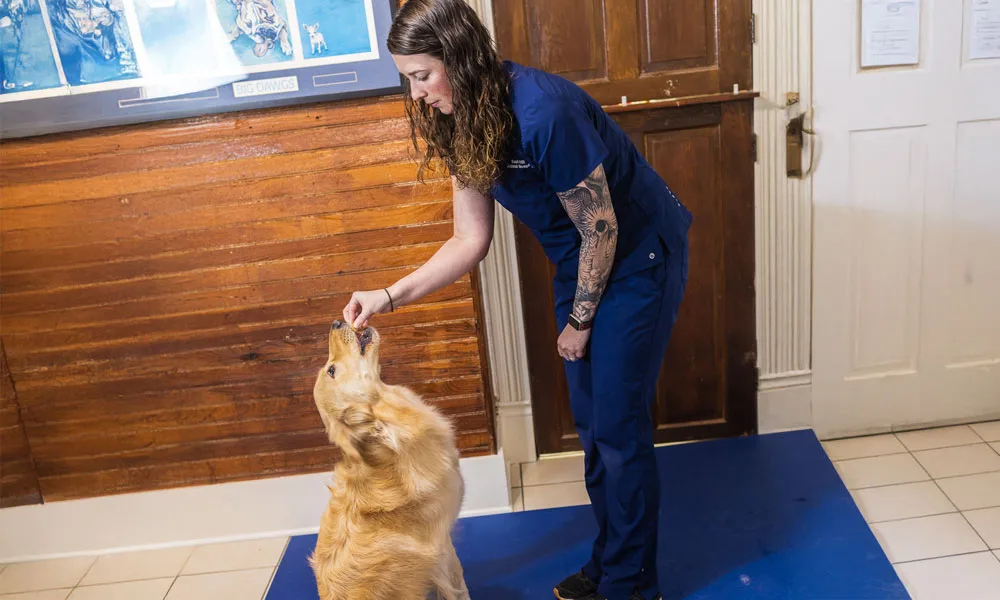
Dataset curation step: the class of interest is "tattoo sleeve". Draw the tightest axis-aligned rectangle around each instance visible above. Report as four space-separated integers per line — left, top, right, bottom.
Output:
556 163 618 322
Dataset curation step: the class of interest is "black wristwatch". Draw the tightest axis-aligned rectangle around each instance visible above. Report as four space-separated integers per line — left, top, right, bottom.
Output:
568 313 592 331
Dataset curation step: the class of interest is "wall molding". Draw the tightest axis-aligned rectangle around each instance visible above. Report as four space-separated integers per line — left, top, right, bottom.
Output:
752 0 814 386
465 0 538 463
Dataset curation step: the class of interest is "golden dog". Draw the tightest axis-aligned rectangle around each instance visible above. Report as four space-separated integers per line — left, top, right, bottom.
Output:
309 320 471 600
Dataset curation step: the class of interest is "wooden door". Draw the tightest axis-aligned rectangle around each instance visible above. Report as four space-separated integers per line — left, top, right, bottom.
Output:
493 0 758 454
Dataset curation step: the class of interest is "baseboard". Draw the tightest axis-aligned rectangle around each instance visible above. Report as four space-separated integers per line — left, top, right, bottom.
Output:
758 378 813 434
0 452 510 564
497 402 537 465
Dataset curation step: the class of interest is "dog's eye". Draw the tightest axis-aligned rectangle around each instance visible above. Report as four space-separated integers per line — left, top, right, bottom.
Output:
326 365 336 378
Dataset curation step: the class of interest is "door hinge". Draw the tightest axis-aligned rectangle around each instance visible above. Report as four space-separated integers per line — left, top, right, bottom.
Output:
751 14 757 44
752 133 758 162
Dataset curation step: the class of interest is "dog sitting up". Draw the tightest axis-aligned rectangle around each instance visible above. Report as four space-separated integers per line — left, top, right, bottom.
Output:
309 320 471 600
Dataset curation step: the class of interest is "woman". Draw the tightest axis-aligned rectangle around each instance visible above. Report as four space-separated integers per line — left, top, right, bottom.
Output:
342 1 691 599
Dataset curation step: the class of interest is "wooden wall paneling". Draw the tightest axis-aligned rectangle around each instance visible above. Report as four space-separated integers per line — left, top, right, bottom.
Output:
0 340 42 507
0 95 496 502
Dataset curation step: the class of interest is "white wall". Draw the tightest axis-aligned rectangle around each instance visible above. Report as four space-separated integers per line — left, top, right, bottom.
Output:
0 452 510 563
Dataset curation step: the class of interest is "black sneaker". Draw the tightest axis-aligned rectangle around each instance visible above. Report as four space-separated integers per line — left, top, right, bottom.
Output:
553 570 599 599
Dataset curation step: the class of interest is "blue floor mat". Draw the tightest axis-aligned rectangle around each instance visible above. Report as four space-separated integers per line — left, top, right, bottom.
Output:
266 430 908 599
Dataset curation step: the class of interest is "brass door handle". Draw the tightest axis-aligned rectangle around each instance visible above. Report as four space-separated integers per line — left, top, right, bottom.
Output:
786 112 815 178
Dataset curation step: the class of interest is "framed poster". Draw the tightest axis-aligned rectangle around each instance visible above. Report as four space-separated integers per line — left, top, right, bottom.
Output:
0 0 403 139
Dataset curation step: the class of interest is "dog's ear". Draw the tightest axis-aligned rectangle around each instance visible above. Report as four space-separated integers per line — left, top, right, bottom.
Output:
327 404 377 460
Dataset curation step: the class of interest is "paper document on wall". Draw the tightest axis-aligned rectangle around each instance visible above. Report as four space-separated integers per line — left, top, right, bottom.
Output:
861 0 922 67
970 0 1000 60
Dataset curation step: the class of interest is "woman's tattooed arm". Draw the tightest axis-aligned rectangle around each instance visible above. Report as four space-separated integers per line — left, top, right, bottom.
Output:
556 163 618 322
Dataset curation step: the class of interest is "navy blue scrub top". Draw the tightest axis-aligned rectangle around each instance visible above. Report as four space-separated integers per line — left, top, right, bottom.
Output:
491 61 693 283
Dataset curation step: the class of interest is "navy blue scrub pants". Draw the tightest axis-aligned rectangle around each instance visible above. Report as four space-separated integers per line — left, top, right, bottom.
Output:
554 231 689 600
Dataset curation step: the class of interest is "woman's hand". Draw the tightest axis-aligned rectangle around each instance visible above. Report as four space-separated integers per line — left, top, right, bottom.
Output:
343 289 393 330
557 325 591 362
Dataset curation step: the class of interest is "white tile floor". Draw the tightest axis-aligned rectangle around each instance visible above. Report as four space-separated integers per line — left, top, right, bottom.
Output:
0 538 287 600
2 421 998 599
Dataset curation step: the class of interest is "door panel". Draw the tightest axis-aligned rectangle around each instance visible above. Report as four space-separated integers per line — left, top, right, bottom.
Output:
516 101 757 453
643 126 726 423
641 0 715 72
493 0 752 104
525 0 607 81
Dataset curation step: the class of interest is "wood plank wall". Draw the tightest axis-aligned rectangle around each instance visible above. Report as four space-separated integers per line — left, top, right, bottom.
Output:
0 95 496 506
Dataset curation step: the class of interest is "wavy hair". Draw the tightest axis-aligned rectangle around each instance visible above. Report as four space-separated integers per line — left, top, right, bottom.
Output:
387 0 513 195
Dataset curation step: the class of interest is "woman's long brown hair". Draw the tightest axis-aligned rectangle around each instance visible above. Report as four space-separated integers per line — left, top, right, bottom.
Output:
387 0 513 195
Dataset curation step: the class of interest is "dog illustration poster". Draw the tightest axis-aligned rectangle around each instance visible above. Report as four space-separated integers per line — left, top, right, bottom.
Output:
131 0 244 98
295 0 373 60
45 0 140 85
1 0 62 94
1 0 402 139
214 0 294 67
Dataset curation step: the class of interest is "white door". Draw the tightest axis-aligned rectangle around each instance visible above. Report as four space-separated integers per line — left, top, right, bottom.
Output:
812 0 1000 438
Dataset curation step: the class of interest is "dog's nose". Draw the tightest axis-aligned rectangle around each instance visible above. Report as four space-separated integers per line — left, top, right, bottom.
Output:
332 320 344 330
359 327 374 355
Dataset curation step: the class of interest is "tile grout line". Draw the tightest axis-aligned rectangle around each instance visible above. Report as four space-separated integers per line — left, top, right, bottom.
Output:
162 575 179 600
988 440 1000 459
72 556 98 593
829 450 911 462
175 544 197 580
866 507 961 526
891 548 998 566
169 565 286 578
842 465 1000 493
261 536 292 600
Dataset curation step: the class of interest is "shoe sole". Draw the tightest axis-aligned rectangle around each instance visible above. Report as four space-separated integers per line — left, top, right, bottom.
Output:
553 589 594 600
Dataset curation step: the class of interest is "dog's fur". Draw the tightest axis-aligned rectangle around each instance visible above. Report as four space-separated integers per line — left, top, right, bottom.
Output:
309 321 471 600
